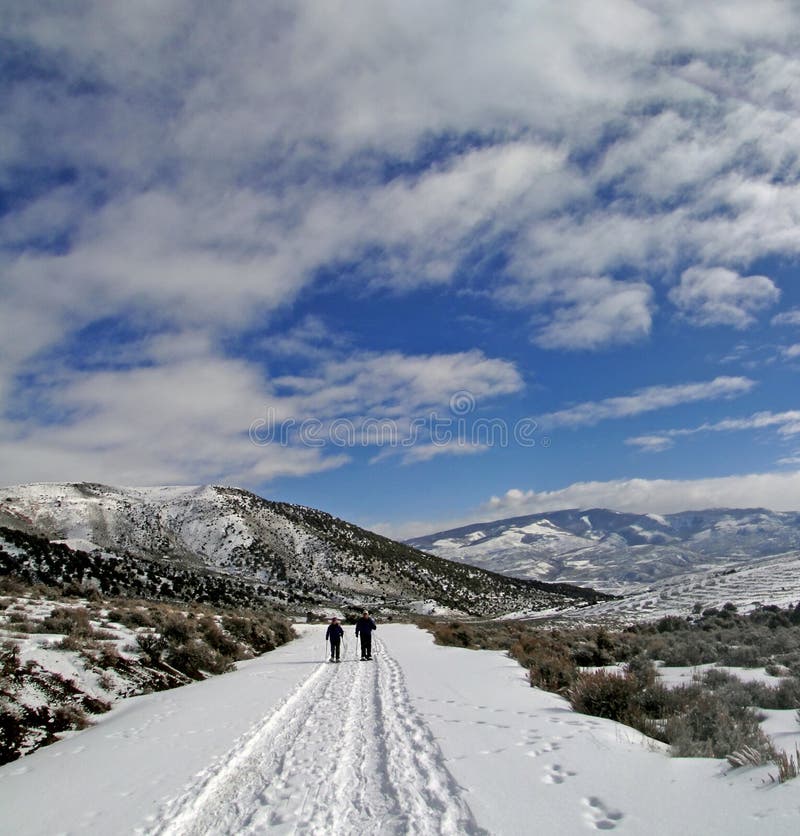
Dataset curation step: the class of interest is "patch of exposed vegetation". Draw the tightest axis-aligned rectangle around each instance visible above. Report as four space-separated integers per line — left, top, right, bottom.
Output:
0 574 294 765
424 602 800 769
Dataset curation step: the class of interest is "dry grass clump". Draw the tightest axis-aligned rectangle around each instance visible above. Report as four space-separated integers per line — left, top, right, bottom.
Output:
771 746 800 783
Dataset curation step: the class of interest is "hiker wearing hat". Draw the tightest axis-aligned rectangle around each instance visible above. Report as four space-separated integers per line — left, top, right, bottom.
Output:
325 617 344 662
355 610 377 660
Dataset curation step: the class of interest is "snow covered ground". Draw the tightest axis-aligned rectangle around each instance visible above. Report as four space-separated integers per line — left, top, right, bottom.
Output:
1 624 798 835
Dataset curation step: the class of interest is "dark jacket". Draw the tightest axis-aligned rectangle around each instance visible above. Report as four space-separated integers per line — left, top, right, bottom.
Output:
355 616 377 636
326 623 344 642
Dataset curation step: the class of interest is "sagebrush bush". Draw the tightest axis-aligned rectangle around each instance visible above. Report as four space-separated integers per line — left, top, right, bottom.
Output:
519 637 576 692
107 606 156 628
432 622 476 648
0 642 20 678
569 670 641 724
55 634 84 651
136 631 167 664
529 651 576 692
665 691 775 759
51 704 91 733
626 654 657 688
165 639 233 679
41 607 93 636
696 668 800 711
198 616 240 656
161 613 192 643
0 702 28 764
223 614 275 653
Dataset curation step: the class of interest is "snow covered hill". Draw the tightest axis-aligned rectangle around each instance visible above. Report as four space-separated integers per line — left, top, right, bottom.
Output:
1 624 798 835
554 551 800 627
0 483 603 617
409 507 800 595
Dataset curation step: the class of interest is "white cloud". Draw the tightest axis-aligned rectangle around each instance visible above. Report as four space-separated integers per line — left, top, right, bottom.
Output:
4 1 800 364
370 442 488 467
8 1 800 496
480 471 800 517
782 344 800 360
773 309 800 327
274 349 523 420
0 340 522 486
539 376 755 428
0 339 348 487
625 434 676 453
627 409 800 452
669 267 780 328
533 278 653 350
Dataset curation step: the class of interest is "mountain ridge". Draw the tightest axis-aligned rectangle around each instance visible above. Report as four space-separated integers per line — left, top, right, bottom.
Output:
408 506 800 594
0 482 607 617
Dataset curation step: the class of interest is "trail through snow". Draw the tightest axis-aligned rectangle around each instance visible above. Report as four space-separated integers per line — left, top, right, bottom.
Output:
1 624 799 835
154 637 483 835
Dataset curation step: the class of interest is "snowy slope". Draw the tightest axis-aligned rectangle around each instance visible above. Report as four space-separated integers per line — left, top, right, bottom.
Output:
0 483 603 617
1 625 798 835
556 551 800 626
409 507 800 594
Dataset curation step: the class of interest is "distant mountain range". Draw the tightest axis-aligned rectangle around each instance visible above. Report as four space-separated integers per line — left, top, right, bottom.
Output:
408 507 800 594
0 483 606 618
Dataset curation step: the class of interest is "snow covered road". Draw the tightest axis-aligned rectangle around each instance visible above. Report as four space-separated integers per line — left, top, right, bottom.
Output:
154 635 483 835
1 623 799 835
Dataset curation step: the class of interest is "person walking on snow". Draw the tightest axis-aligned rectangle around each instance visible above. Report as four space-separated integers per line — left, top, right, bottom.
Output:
326 617 344 662
355 611 377 659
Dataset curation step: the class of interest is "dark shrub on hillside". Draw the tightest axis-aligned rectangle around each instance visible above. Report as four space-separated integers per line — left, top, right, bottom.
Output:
698 668 800 711
223 616 274 653
198 616 240 657
221 613 293 654
665 691 774 759
271 617 294 646
0 705 34 764
625 654 657 688
161 613 192 643
107 606 156 628
520 639 576 693
719 645 761 667
0 642 20 678
51 704 90 733
41 607 93 636
137 631 167 664
432 622 476 648
569 670 642 725
165 639 234 679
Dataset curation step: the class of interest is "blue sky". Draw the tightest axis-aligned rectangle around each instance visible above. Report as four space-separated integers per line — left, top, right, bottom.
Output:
2 1 800 537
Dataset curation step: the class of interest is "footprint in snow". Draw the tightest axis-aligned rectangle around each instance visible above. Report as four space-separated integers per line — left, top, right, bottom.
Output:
582 795 624 830
526 741 561 757
542 763 576 784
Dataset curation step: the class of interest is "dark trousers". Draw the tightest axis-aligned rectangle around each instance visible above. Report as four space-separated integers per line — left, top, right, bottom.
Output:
330 639 340 660
359 634 372 658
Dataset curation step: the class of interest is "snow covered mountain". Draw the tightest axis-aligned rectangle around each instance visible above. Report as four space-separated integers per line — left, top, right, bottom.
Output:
0 483 605 617
408 507 800 594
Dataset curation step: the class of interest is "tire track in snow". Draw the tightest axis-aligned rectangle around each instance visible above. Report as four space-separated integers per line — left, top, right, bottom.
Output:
151 636 485 835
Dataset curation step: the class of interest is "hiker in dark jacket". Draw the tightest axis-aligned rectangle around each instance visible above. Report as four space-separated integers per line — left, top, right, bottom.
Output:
355 611 377 659
326 617 344 661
